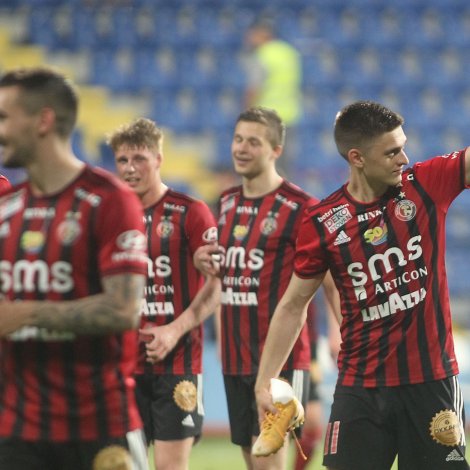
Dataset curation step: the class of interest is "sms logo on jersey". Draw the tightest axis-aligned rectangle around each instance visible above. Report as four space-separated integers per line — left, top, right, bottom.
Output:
395 200 416 222
364 223 388 246
117 230 146 251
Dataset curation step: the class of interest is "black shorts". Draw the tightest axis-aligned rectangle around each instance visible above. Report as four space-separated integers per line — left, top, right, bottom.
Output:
0 429 147 470
223 369 309 448
307 375 320 402
135 373 203 442
323 376 469 470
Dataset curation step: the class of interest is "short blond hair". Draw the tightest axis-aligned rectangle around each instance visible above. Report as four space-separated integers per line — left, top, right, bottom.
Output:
107 117 164 153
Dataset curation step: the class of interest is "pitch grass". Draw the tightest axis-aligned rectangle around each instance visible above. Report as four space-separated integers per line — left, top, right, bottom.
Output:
149 433 470 468
148 435 400 469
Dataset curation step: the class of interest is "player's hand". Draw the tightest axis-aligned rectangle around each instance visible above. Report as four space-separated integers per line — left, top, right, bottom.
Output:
254 381 278 427
139 324 179 363
193 243 224 277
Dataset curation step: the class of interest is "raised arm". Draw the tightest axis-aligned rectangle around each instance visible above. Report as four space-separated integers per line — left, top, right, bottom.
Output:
465 147 470 186
0 272 146 337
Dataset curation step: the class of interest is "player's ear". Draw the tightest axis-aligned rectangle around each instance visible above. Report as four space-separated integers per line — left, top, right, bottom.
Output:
272 144 283 161
37 107 56 136
348 148 364 168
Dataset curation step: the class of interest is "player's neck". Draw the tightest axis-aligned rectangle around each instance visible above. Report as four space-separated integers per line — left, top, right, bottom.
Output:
141 182 168 209
346 174 389 203
27 147 84 196
242 171 283 198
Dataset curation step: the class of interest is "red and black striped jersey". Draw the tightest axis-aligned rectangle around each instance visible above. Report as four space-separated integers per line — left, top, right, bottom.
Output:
0 165 147 441
218 180 317 375
296 150 468 387
137 189 217 375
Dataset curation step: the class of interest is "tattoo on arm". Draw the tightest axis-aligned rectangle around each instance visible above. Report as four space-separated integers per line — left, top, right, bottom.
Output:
32 274 145 334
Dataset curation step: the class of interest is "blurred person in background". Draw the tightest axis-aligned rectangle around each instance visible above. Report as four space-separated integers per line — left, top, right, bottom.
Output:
0 66 148 470
244 20 303 178
256 100 470 470
109 117 220 470
195 106 339 470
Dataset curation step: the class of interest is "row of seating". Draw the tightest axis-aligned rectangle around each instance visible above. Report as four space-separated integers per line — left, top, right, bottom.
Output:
83 43 470 95
22 3 470 52
8 0 470 7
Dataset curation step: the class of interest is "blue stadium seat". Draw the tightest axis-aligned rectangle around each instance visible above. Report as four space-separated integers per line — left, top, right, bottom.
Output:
360 7 408 49
197 87 241 133
26 6 76 51
214 51 247 91
133 7 177 48
301 45 342 89
176 49 219 90
73 6 137 50
195 9 243 49
212 129 234 168
151 88 202 134
89 48 138 94
134 48 179 91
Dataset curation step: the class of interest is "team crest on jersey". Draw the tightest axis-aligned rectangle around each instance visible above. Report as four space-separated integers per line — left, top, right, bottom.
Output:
233 224 249 240
260 212 278 236
394 199 416 222
21 230 45 253
157 216 174 238
57 213 82 245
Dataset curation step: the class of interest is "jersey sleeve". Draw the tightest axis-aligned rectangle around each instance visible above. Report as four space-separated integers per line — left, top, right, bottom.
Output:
0 175 11 193
412 149 467 208
294 206 328 278
185 199 217 253
96 185 147 277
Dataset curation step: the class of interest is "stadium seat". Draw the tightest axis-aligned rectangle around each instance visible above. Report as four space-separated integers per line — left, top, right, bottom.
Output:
150 88 202 134
89 47 138 94
134 48 179 91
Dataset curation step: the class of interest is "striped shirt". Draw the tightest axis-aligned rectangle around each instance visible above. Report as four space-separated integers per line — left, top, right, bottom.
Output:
218 180 316 375
296 150 467 387
137 189 216 375
0 165 147 441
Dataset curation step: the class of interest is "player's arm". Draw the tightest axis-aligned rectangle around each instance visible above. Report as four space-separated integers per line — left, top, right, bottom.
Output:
0 272 146 336
143 274 222 362
322 271 342 361
465 147 470 186
255 271 325 417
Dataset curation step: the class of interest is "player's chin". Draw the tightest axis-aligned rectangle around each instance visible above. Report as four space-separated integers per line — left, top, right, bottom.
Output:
390 174 403 186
